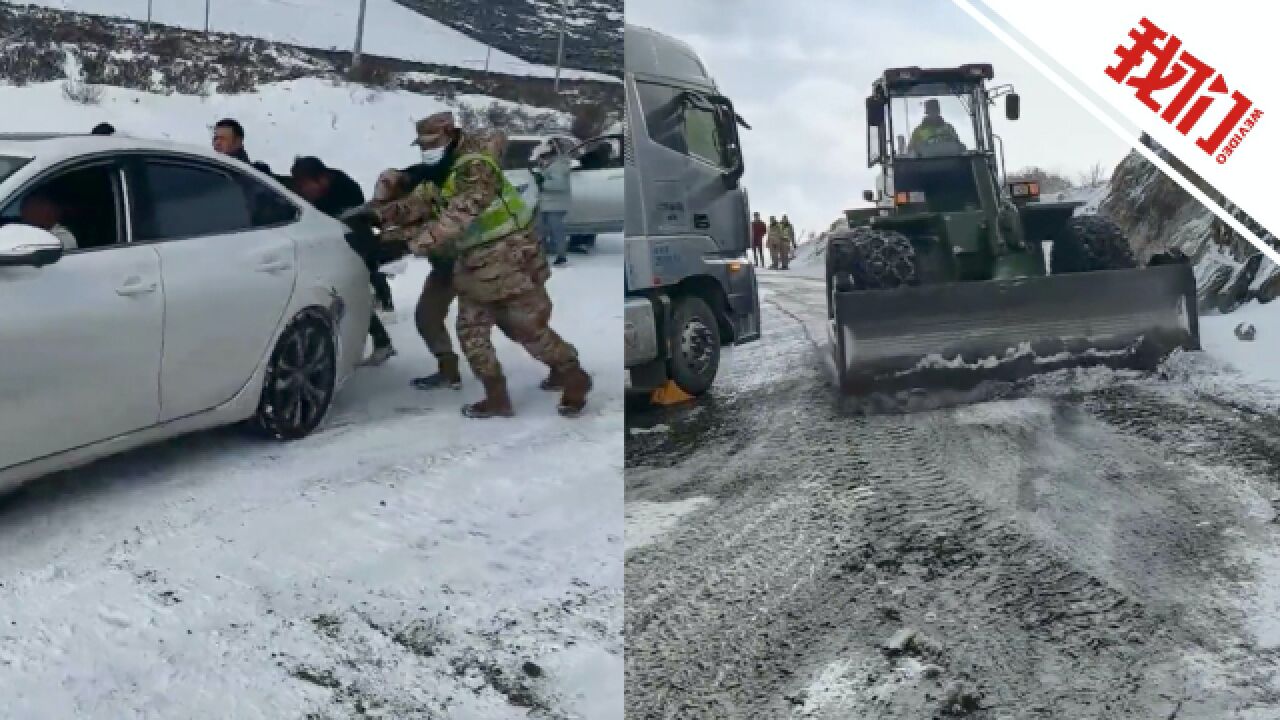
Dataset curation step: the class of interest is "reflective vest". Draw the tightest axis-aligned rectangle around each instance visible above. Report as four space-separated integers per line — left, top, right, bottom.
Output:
911 121 959 149
440 152 534 254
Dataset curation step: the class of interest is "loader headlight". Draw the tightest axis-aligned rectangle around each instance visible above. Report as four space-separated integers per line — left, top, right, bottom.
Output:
1009 182 1039 198
894 191 926 205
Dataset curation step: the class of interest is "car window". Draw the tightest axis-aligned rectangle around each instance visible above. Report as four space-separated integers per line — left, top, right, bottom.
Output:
235 173 298 228
635 81 730 168
0 163 123 251
132 160 253 241
571 136 623 170
0 155 30 186
500 140 542 170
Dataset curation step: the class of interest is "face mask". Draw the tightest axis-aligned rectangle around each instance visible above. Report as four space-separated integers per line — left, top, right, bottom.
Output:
420 146 446 165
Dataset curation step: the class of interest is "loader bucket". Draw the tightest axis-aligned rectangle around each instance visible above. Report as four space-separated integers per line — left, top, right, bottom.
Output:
827 263 1200 396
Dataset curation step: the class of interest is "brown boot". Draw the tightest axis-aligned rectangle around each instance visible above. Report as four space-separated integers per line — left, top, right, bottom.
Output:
539 368 567 392
411 352 462 391
462 376 515 418
557 365 592 417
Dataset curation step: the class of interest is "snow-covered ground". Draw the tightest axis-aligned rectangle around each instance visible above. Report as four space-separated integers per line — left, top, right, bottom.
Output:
14 0 618 81
1194 300 1280 399
0 77 563 198
0 71 622 718
0 240 623 719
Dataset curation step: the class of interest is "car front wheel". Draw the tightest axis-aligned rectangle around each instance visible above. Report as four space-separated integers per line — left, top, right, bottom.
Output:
251 312 337 440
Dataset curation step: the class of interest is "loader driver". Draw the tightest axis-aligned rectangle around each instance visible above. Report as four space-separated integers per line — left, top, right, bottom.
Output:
907 98 964 157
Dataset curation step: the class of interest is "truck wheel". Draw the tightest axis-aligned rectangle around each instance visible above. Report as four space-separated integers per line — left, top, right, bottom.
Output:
827 227 918 290
668 295 720 396
1050 215 1136 273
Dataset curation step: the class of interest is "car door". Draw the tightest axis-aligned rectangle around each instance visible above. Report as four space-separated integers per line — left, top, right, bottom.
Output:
126 155 299 422
564 135 625 233
0 159 164 469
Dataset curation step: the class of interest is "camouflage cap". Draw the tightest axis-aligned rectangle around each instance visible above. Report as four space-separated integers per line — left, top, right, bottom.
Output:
411 111 456 147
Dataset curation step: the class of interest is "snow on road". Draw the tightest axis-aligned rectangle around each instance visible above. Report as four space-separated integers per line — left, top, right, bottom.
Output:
0 238 623 717
1200 301 1280 394
17 0 618 81
624 497 713 551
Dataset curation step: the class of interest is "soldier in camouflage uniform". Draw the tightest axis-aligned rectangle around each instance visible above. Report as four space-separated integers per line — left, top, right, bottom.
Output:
766 216 784 269
779 214 796 270
361 112 592 418
372 161 462 390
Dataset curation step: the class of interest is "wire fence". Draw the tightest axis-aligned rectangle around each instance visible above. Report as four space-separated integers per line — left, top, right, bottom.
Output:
125 0 578 81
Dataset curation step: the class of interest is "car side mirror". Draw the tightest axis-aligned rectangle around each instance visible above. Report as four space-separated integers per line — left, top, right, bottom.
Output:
0 223 63 268
1006 93 1021 121
863 190 875 202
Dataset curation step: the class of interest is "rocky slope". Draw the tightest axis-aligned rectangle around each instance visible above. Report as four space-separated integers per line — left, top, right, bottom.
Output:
1099 133 1274 265
392 0 622 77
0 2 621 127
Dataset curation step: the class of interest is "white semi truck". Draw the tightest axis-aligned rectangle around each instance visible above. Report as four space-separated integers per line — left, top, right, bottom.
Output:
623 24 761 399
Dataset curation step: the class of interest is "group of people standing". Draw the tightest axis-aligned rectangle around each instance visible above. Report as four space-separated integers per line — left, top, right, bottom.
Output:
179 112 592 419
750 212 797 270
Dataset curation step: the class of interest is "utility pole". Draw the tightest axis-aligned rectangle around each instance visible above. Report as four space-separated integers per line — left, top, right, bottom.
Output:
352 0 368 70
145 0 152 32
554 0 567 93
484 45 491 73
204 0 210 33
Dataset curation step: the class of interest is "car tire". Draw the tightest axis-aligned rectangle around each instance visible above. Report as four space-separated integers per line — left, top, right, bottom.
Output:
250 311 337 441
668 295 720 396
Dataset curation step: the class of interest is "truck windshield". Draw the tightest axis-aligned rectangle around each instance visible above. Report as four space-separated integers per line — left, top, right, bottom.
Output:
890 92 976 158
0 155 30 185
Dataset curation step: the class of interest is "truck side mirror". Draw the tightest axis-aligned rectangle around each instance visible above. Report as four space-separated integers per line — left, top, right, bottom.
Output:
863 190 875 202
1006 93 1021 121
866 97 882 127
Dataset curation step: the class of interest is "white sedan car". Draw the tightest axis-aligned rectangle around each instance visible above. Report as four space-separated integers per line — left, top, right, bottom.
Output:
0 133 371 492
501 133 625 236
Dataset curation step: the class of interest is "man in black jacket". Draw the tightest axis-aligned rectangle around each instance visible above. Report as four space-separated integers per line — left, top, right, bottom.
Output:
291 156 399 366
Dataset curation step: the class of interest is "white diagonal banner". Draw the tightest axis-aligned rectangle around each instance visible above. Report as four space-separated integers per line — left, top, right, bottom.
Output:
954 0 1280 266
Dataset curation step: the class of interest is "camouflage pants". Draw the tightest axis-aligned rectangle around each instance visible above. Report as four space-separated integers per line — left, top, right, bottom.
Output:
456 284 579 380
414 262 457 356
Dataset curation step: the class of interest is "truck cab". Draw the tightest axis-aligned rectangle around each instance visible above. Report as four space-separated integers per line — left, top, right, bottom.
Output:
623 24 762 398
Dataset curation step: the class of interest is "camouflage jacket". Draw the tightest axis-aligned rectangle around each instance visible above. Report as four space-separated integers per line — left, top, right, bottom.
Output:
374 130 548 303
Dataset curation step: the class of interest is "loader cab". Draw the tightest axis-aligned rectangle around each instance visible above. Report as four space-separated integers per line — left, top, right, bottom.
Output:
865 64 1019 215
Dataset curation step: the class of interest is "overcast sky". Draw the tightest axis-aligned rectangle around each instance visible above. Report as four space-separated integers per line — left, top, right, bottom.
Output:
626 0 1136 240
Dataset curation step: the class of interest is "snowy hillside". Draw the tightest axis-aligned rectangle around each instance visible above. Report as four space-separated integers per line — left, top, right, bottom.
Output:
8 0 619 80
0 78 569 195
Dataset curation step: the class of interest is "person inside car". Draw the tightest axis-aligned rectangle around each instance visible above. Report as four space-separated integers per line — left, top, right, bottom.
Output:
20 190 77 250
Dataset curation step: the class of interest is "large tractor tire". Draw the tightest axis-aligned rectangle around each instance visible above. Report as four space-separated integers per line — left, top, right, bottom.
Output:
826 227 920 290
1050 215 1137 273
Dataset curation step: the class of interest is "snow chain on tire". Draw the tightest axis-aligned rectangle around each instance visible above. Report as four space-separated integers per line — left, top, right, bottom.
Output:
1051 215 1137 273
827 227 919 290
